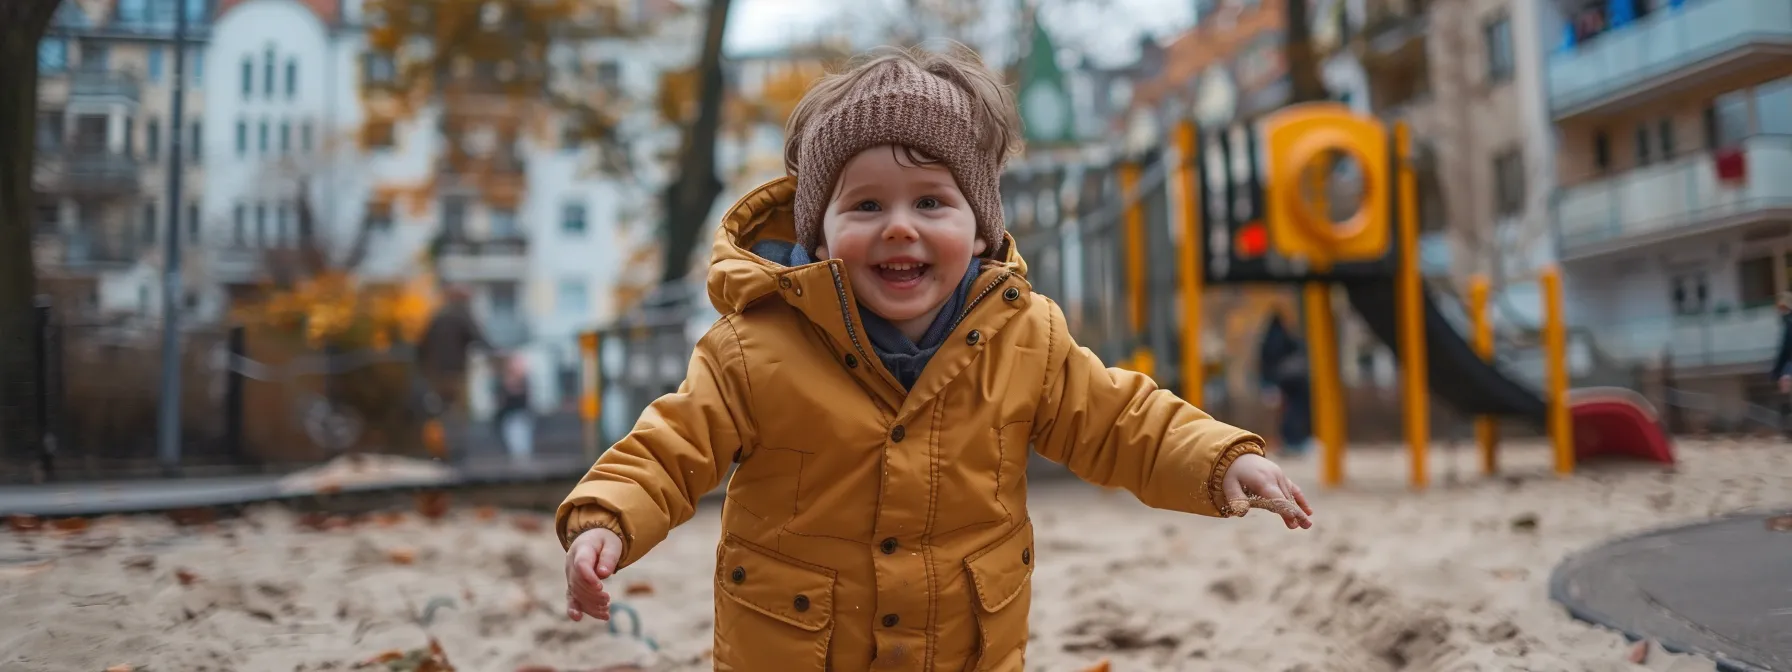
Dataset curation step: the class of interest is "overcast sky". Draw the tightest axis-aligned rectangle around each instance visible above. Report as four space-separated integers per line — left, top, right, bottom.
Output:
723 0 1197 68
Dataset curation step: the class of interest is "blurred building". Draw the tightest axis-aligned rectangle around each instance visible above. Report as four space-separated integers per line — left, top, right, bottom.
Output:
1542 0 1792 412
199 0 701 416
33 0 213 321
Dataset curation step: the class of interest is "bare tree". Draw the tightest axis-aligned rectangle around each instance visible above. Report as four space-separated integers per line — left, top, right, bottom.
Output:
0 0 63 464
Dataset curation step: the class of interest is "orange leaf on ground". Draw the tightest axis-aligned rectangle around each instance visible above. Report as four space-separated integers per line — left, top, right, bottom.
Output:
510 515 543 533
175 568 199 586
6 514 42 532
625 581 654 596
360 649 404 665
1081 660 1112 672
416 491 450 520
474 506 498 521
104 665 134 672
50 517 89 533
1628 640 1650 664
388 547 417 565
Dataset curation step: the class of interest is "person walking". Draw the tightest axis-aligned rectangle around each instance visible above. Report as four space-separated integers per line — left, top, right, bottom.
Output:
495 354 534 461
1258 313 1315 456
414 285 489 463
1770 292 1792 436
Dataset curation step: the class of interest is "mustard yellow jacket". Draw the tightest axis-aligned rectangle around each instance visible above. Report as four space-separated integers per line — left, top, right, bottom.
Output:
557 177 1264 671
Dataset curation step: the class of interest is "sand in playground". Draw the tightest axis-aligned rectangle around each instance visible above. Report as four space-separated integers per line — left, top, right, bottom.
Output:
2 438 1788 671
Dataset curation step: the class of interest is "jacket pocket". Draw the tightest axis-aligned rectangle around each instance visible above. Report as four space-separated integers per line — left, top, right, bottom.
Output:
961 519 1035 671
714 534 837 670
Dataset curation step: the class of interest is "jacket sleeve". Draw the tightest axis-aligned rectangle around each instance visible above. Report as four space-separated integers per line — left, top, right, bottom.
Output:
554 317 753 569
1029 298 1264 517
1771 322 1792 380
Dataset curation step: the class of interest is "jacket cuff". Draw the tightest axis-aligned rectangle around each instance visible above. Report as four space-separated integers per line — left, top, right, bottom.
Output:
558 504 630 559
1206 439 1266 515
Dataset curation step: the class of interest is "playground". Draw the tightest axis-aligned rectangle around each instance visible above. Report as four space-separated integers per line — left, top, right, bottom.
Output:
5 103 1790 671
0 439 1784 671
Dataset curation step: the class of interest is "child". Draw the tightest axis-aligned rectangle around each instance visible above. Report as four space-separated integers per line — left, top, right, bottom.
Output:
557 45 1314 670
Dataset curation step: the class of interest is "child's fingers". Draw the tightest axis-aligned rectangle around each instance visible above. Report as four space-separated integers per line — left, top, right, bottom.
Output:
573 545 602 589
566 595 583 621
1282 475 1314 516
1222 476 1250 516
595 535 622 579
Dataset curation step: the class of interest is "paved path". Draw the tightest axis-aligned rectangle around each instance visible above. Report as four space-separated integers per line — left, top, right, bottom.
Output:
1550 509 1792 672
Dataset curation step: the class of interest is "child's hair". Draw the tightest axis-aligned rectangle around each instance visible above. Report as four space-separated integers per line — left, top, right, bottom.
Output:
782 43 1024 181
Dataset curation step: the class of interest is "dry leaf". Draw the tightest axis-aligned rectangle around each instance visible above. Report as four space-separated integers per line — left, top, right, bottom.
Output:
376 511 406 527
1627 639 1650 663
360 649 404 665
416 492 450 521
6 514 42 533
1081 660 1112 672
1767 515 1792 532
475 506 498 521
514 666 558 672
105 665 134 672
510 516 543 533
625 581 654 596
175 568 199 586
50 517 89 533
388 547 418 565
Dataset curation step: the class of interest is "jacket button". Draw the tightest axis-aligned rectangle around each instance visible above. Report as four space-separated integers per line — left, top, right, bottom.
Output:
880 537 898 554
730 566 746 584
882 613 900 627
965 330 982 345
890 425 905 443
1003 287 1021 301
793 594 810 612
778 277 791 289
793 286 803 296
1021 548 1031 565
845 354 858 368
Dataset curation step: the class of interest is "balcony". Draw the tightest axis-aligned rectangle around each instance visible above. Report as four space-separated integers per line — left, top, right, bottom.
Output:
437 236 529 281
68 70 141 104
35 149 143 197
40 229 141 272
1555 134 1792 259
1589 307 1783 371
1547 0 1792 119
484 318 532 349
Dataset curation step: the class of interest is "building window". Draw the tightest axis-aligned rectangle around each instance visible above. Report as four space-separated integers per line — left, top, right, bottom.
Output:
81 44 110 71
1483 16 1513 84
558 279 589 317
1706 92 1749 149
301 122 314 152
235 120 248 155
1492 149 1524 217
233 204 246 246
1593 131 1610 172
366 201 394 232
1634 125 1652 166
187 202 200 244
145 118 160 160
1738 255 1778 309
364 53 396 84
490 283 520 320
562 203 587 235
1758 77 1792 135
240 56 253 98
190 119 202 162
441 196 469 238
285 59 298 98
491 208 519 238
255 203 268 247
1657 118 1675 158
142 201 158 245
1670 273 1708 316
276 204 290 246
148 47 164 82
189 47 204 82
280 121 291 153
264 48 276 98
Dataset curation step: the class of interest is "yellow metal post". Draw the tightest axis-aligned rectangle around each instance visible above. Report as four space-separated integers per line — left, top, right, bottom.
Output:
1175 122 1205 406
1468 275 1500 475
1540 266 1575 476
579 331 603 463
1393 122 1430 490
1305 283 1345 486
1118 160 1153 378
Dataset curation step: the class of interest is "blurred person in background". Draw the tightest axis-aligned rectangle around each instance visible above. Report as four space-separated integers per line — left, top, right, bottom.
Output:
415 284 489 463
1258 313 1315 456
496 353 534 461
1771 292 1792 435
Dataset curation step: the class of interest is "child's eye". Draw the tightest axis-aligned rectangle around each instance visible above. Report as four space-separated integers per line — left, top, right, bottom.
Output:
916 197 940 209
854 200 881 212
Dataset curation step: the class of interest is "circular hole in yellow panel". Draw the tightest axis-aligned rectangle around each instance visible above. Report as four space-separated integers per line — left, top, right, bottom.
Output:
1296 147 1368 235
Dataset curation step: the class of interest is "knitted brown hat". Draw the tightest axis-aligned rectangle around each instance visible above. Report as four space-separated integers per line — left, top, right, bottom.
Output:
790 59 1007 256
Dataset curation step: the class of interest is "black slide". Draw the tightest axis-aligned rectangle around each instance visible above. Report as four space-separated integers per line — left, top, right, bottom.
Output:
1343 278 1549 425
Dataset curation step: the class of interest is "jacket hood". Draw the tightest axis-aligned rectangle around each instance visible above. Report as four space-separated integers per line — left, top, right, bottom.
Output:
705 176 1029 316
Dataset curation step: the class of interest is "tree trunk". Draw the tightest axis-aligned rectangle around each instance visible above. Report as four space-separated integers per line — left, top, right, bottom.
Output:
0 1 59 468
656 0 732 296
1284 0 1331 104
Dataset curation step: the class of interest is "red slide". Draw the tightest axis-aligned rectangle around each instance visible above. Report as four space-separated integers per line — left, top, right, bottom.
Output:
1567 388 1676 465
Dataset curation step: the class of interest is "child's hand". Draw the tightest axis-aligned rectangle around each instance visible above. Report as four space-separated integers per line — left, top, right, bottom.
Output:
1221 453 1314 529
564 527 623 622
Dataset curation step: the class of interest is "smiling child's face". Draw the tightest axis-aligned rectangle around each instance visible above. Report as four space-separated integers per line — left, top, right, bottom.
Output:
817 145 987 340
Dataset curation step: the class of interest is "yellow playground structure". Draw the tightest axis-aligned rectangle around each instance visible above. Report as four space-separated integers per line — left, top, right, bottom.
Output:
580 102 1674 488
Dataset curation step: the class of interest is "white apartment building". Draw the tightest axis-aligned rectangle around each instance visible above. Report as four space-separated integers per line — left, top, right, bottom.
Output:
202 0 701 415
1542 0 1792 416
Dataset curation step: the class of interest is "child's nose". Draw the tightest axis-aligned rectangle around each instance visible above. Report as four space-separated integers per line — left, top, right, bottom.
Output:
882 212 920 240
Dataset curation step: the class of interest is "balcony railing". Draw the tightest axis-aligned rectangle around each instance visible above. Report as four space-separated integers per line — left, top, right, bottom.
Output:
69 70 141 103
1585 306 1783 370
437 236 530 281
1547 0 1792 116
35 149 143 196
52 229 141 269
1555 134 1792 258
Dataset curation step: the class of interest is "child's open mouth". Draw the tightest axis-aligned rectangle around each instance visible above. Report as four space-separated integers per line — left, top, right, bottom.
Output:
874 261 930 289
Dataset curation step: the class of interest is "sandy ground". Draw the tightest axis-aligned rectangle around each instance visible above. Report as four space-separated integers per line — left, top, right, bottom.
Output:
2 438 1789 672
